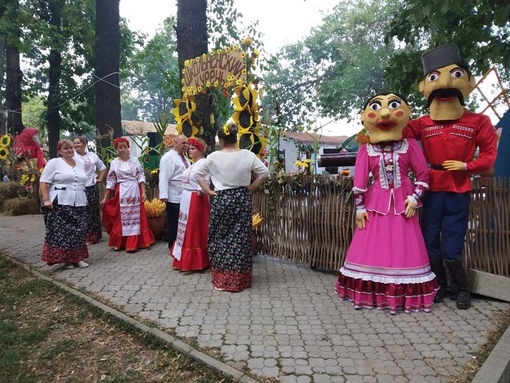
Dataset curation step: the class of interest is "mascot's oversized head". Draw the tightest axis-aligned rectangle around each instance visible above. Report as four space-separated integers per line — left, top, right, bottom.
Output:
360 92 412 144
419 44 475 121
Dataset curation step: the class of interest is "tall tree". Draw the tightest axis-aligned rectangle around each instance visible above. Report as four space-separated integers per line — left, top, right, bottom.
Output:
261 0 398 132
95 0 122 150
39 0 64 158
5 40 23 135
125 17 181 122
0 35 6 134
3 0 24 135
176 0 212 146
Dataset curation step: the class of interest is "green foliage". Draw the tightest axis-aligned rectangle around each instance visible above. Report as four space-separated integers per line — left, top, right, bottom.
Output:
261 0 398 130
385 0 510 99
123 17 181 122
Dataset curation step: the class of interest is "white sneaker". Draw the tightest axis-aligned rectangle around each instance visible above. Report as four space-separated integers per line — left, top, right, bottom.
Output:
64 264 75 269
75 261 89 268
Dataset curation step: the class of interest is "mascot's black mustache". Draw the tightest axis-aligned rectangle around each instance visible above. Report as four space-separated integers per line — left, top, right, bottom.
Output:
426 88 465 108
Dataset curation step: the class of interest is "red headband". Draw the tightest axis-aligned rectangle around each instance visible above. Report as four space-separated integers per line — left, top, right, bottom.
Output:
188 138 205 152
113 137 130 149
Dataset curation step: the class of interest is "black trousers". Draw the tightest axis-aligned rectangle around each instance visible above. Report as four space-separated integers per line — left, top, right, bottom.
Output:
165 202 180 248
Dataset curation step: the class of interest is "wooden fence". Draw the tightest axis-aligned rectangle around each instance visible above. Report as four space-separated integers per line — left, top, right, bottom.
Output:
252 174 510 278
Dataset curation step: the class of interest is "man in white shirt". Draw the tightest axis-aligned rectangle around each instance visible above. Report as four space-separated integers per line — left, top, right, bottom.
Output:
159 135 189 248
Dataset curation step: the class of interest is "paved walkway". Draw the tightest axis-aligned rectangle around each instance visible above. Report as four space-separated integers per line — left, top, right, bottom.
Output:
1 213 509 383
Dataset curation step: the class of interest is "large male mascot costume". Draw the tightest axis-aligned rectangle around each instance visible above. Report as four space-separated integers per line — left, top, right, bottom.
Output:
404 44 498 309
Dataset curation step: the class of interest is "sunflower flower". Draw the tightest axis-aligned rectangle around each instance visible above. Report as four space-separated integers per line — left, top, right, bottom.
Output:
0 147 8 160
0 134 11 147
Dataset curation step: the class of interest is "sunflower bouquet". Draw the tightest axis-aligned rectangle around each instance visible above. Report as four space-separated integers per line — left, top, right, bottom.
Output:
144 198 166 218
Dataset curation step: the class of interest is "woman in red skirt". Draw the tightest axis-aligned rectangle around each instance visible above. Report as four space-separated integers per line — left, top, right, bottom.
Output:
101 138 155 252
171 138 210 271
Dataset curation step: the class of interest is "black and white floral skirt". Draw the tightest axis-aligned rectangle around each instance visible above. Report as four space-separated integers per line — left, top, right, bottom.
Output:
208 187 253 292
42 198 89 265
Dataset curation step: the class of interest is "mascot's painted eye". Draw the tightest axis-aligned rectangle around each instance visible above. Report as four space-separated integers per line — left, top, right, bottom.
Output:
388 99 401 109
451 68 465 79
427 72 440 82
369 102 382 111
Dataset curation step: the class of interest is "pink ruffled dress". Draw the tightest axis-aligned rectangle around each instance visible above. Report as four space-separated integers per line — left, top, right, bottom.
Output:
335 139 438 313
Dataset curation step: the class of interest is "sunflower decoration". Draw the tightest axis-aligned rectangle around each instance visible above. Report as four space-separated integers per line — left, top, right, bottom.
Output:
0 134 11 147
173 96 199 138
0 134 11 161
0 146 8 160
231 82 267 157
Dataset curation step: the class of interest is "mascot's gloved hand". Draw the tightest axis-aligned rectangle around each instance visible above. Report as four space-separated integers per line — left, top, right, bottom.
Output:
355 211 369 230
404 198 417 218
442 160 466 172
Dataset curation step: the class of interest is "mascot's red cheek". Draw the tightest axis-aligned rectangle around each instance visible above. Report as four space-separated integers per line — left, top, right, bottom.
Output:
395 110 404 117
367 112 376 118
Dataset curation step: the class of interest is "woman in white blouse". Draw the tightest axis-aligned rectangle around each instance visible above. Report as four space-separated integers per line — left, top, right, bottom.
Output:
73 136 107 245
39 139 89 269
195 123 269 292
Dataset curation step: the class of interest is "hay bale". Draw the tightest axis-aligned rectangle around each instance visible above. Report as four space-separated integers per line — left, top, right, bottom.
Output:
0 181 26 199
3 198 39 216
0 182 28 211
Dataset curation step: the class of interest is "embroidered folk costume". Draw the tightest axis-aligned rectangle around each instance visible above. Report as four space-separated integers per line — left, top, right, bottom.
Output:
335 93 438 314
171 138 210 271
101 138 155 252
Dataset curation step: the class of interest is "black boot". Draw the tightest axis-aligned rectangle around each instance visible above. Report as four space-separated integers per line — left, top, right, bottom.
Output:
446 259 471 309
429 258 448 303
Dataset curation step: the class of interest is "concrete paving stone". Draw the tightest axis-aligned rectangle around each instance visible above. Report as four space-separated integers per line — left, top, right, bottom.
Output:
2 214 509 383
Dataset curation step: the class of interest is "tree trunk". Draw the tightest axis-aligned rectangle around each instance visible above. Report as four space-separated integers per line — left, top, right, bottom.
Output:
5 40 24 135
176 0 215 148
95 0 122 151
47 48 62 158
0 35 6 135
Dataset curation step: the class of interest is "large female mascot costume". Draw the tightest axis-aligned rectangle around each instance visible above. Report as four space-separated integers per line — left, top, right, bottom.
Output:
404 44 498 309
335 92 438 314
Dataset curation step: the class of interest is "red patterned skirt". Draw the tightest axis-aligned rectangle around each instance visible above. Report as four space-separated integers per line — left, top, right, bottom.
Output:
102 185 155 252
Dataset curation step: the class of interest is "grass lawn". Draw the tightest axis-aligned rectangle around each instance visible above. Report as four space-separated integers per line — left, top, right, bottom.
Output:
0 253 236 383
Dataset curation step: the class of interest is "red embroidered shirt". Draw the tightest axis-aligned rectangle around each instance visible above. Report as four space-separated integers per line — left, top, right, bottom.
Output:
403 111 497 193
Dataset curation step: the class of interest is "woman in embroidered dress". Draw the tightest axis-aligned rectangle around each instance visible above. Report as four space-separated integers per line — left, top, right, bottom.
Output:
335 92 438 314
73 136 107 245
171 137 211 271
101 137 155 252
195 123 269 292
39 139 89 269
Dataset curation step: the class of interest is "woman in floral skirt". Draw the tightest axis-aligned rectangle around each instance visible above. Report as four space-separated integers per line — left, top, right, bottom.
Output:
39 139 89 269
195 123 269 292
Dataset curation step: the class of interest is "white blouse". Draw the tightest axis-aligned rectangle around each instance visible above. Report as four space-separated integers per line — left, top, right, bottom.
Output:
40 158 88 207
194 150 269 190
74 151 106 187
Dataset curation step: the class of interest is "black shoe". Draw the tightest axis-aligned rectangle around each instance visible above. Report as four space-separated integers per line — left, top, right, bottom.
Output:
456 290 471 309
434 286 447 303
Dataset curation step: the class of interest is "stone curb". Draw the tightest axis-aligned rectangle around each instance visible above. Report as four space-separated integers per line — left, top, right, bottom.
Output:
471 322 510 383
10 258 260 383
